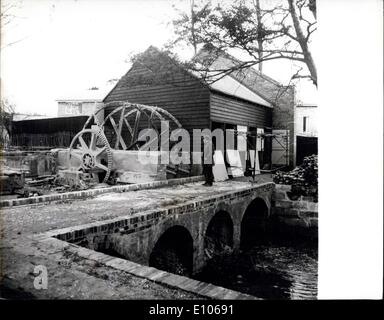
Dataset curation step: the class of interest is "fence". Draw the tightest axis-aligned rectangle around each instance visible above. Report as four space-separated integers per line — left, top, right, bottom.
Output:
10 116 88 149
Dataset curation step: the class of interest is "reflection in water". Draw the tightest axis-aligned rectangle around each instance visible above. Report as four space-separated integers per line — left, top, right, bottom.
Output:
194 242 318 300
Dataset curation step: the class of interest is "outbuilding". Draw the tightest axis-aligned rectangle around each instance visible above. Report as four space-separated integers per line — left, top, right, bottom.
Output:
103 46 295 170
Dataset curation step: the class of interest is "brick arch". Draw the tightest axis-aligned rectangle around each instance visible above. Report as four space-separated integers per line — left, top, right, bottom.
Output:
213 202 238 227
148 216 197 248
148 224 194 276
240 195 271 223
240 196 270 249
204 210 234 256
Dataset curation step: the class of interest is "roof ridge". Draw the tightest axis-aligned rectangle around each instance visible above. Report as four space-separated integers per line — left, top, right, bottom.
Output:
103 46 210 102
226 73 275 106
135 46 210 88
196 45 285 88
105 45 290 106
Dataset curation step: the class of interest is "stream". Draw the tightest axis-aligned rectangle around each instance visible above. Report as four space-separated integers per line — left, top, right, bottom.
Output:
194 240 318 300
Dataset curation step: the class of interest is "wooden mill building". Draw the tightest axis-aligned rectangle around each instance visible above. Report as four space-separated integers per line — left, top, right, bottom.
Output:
103 46 295 168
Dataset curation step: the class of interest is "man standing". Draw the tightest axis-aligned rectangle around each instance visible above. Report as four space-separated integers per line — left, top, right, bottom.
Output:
202 133 214 186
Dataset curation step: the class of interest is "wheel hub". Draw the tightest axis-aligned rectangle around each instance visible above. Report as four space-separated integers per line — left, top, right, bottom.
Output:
82 153 95 169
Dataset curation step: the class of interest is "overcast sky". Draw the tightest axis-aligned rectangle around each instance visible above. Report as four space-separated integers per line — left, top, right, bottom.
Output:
1 0 317 116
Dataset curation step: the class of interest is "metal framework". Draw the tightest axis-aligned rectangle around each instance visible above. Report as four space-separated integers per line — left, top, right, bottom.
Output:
242 128 290 180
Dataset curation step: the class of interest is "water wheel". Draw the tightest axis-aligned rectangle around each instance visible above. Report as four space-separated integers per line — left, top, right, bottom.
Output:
82 102 191 178
68 126 113 183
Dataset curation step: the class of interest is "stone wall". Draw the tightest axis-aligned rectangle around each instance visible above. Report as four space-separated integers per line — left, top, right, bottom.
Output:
272 184 318 240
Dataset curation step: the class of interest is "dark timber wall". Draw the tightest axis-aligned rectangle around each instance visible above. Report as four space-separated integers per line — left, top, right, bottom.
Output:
11 116 88 149
103 46 274 156
210 91 273 128
103 50 211 133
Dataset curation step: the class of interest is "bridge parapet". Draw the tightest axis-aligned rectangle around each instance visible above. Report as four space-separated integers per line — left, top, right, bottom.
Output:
53 182 274 274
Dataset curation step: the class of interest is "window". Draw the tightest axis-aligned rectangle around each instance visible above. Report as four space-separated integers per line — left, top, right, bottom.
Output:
65 102 82 115
303 116 308 132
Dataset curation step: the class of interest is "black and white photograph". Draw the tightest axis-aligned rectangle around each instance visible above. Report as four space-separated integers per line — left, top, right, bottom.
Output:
0 0 382 309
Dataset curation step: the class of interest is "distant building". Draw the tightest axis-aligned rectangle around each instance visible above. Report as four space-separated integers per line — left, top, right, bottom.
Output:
8 87 114 149
295 104 318 138
294 104 318 165
56 88 110 118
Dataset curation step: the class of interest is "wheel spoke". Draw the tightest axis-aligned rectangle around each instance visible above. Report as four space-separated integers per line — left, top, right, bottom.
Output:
95 146 107 157
109 116 127 150
89 133 97 151
95 162 108 172
78 136 89 151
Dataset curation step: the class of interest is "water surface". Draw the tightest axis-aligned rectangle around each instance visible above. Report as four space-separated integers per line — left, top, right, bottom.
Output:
194 241 318 300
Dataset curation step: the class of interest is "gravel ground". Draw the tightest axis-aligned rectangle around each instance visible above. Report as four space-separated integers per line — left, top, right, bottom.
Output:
1 240 201 299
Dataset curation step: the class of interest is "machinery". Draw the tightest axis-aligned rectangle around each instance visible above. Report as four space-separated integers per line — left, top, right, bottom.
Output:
60 101 192 185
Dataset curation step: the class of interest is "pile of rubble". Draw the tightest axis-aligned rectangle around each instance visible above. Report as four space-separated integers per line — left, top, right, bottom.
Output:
0 169 96 198
0 166 25 196
273 155 318 202
23 174 88 197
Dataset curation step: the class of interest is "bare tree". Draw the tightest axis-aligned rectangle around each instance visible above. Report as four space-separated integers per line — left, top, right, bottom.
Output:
170 0 318 86
287 0 317 84
0 0 26 49
171 0 211 56
254 0 263 72
0 98 15 148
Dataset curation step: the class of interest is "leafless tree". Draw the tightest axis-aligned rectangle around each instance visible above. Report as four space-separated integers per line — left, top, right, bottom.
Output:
0 98 15 148
0 0 26 49
170 0 317 86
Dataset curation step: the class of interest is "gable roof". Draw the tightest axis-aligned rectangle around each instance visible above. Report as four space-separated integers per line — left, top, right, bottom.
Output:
105 45 291 108
193 46 292 107
209 74 271 107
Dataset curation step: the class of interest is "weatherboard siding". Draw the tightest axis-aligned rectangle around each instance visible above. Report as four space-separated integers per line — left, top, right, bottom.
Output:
103 50 273 145
104 64 211 132
209 91 272 129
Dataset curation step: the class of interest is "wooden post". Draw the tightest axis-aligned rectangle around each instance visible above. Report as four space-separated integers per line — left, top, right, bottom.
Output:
252 127 258 182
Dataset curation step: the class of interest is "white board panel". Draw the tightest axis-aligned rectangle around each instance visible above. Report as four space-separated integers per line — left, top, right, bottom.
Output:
257 128 264 151
226 149 244 177
249 150 260 174
212 150 228 181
